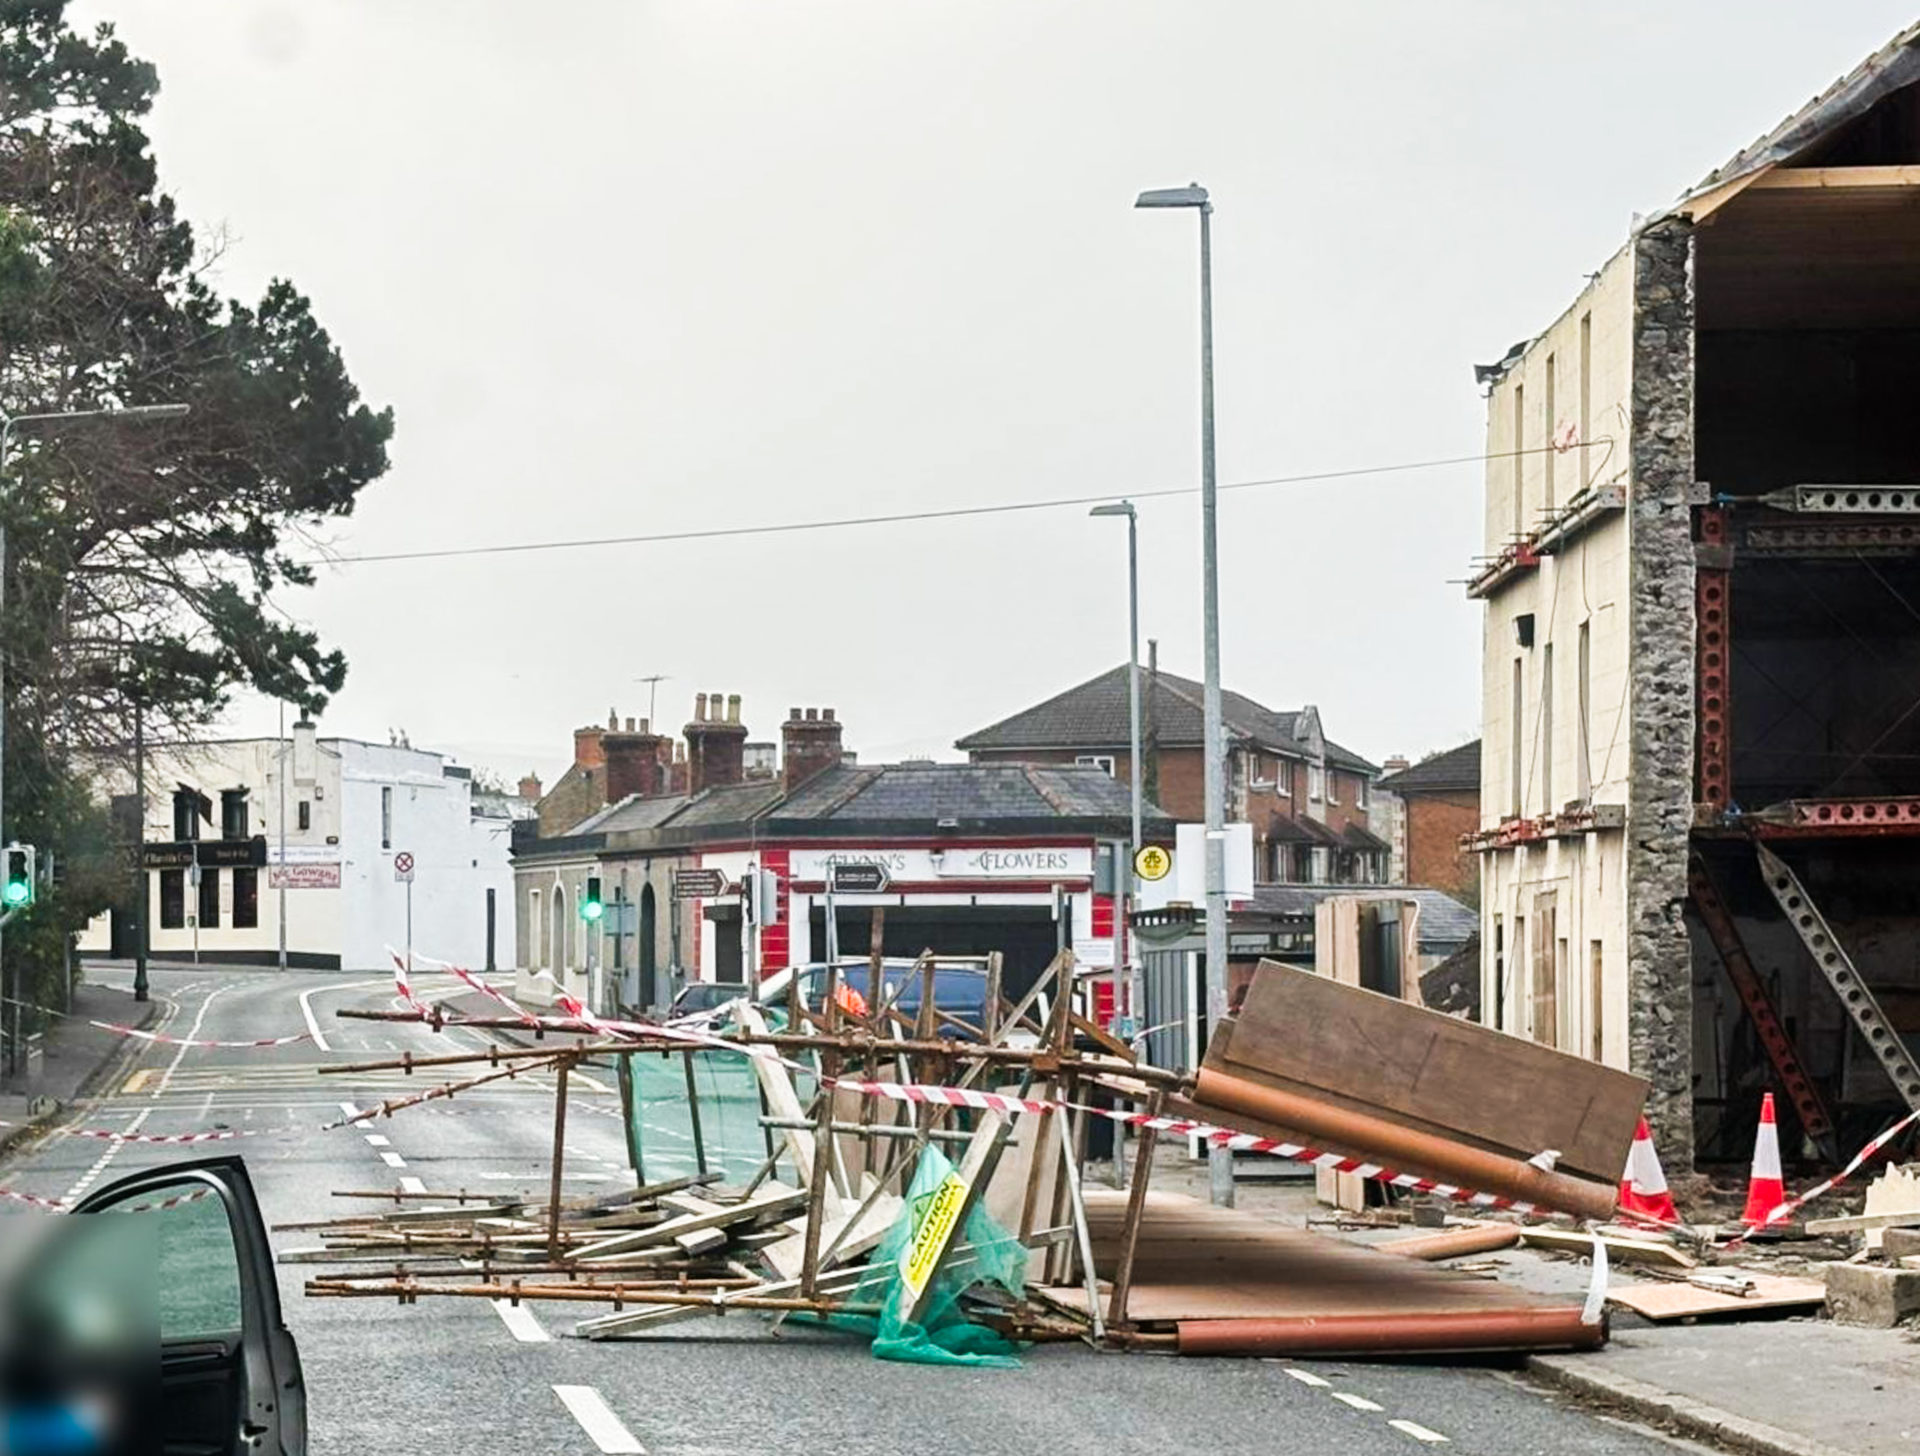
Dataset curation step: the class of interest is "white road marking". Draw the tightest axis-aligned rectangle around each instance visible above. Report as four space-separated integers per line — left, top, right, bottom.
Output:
554 1386 643 1453
63 986 224 1203
298 977 394 1054
1387 1419 1450 1443
379 1151 407 1169
491 1299 551 1342
1332 1392 1385 1413
1282 1367 1330 1387
339 1100 362 1118
363 1134 391 1147
399 1176 427 1194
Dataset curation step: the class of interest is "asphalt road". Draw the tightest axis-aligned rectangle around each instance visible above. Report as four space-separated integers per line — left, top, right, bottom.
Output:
0 967 1715 1456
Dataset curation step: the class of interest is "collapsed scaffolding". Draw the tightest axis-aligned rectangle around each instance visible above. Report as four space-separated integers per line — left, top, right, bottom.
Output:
297 948 1652 1360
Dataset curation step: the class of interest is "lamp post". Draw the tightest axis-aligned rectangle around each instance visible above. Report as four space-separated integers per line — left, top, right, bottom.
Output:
1090 501 1142 1016
0 403 187 1045
1136 181 1232 1207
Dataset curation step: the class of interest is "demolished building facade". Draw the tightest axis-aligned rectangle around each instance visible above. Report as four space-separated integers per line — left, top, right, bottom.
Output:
1473 22 1920 1168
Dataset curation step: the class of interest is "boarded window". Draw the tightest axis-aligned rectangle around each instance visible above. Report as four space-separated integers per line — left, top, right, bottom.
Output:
1530 894 1558 1047
1589 939 1605 1061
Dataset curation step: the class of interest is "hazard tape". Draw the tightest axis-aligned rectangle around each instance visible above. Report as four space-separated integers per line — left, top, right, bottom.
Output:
1753 1107 1920 1232
0 1184 215 1216
827 1080 1055 1116
0 1187 67 1211
89 1020 312 1049
0 1118 261 1146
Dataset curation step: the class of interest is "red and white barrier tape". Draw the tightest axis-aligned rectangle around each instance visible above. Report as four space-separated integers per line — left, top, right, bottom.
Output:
0 1187 68 1211
89 1020 312 1049
0 1183 214 1216
827 1079 1056 1117
1753 1107 1920 1233
0 1118 258 1146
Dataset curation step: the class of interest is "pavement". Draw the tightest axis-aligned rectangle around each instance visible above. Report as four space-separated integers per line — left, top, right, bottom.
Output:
0 961 1900 1454
0 979 158 1156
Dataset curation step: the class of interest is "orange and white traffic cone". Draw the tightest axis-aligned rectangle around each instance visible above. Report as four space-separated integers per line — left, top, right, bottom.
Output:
1617 1116 1679 1226
1741 1092 1788 1228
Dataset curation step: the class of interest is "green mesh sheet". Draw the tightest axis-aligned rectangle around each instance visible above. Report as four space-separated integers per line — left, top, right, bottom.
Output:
813 1144 1029 1369
620 1047 775 1184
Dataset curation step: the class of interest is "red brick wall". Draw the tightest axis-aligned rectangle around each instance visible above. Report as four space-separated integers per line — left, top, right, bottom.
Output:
1404 791 1479 900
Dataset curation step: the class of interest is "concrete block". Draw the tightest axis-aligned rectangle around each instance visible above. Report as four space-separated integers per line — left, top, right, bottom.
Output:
1882 1227 1920 1260
1823 1262 1920 1328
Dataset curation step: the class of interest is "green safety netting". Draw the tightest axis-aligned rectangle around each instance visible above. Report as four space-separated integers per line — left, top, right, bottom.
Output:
814 1144 1029 1368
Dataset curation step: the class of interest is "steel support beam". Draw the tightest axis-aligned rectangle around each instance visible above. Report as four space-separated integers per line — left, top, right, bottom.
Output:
1757 845 1920 1114
1695 507 1733 813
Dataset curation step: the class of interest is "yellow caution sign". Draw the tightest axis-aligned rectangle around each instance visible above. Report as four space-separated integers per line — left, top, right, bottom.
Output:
899 1171 969 1299
1133 844 1172 882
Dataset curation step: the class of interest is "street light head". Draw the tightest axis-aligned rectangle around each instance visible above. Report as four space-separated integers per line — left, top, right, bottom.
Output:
1134 183 1209 210
1089 501 1136 519
115 403 190 420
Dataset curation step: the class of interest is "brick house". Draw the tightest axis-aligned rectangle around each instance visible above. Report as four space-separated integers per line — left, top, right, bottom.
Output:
1374 740 1481 902
956 663 1387 885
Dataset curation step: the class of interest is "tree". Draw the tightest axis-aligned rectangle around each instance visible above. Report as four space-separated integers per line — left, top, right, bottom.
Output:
0 2 394 1011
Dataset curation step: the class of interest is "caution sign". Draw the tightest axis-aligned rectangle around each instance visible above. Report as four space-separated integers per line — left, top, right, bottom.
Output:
1133 844 1172 881
899 1171 969 1300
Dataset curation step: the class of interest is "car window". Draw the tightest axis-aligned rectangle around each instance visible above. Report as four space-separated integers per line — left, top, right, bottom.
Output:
95 1179 244 1341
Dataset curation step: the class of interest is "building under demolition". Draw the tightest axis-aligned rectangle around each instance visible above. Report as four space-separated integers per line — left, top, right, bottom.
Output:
1471 22 1920 1168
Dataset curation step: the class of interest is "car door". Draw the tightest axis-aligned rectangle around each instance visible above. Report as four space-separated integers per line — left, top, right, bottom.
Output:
73 1155 306 1455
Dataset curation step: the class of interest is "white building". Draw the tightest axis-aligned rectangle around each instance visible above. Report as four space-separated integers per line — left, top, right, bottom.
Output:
79 725 519 971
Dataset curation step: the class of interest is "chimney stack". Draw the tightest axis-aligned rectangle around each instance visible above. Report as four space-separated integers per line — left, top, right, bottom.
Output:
1383 755 1410 776
685 691 748 793
670 740 689 794
518 773 543 801
602 720 670 802
573 724 607 770
783 706 845 793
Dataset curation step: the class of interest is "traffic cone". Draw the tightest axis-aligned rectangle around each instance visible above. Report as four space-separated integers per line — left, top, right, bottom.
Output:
1740 1092 1788 1228
1617 1116 1679 1226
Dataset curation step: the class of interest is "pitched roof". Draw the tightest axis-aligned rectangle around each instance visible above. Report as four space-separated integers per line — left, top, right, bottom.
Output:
956 664 1377 773
1377 740 1481 796
570 792 693 835
768 762 1159 828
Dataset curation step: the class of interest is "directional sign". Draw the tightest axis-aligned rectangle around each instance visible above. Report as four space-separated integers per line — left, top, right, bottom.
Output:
394 851 415 884
1133 844 1172 882
828 862 890 895
673 868 728 899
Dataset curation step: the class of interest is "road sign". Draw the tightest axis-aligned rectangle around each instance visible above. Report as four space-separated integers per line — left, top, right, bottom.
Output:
1133 844 1172 882
394 851 415 883
673 868 728 899
828 862 890 895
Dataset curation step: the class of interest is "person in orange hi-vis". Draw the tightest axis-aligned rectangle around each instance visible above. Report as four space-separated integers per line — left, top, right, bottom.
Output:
834 981 870 1019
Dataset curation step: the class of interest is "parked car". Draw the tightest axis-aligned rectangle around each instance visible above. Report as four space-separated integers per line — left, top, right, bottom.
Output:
753 958 999 1037
2 1156 303 1455
667 980 748 1018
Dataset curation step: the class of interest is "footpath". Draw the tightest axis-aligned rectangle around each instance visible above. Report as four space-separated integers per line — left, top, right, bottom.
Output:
0 981 159 1159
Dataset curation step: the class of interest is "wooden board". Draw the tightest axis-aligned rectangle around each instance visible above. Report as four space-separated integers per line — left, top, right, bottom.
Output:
1605 1273 1826 1321
1519 1227 1695 1269
1217 960 1647 1182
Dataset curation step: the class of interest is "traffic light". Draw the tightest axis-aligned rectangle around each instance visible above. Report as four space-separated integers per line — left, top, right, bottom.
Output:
580 874 604 923
2 844 36 910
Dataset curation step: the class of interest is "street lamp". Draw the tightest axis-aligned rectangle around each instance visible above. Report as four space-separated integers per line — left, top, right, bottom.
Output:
1089 501 1142 1023
1136 180 1233 1208
0 402 189 1045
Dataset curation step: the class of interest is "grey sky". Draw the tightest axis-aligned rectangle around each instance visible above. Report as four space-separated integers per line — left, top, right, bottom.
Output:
70 1 1920 784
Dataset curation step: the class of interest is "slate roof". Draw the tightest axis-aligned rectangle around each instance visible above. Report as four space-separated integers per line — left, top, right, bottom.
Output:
956 664 1377 773
1377 740 1481 796
569 792 693 836
767 762 1161 829
1245 884 1477 956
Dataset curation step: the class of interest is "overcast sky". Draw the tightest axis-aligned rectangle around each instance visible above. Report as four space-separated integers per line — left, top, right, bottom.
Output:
69 1 1920 785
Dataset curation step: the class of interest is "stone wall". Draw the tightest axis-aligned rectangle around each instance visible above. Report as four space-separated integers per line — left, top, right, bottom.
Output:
1626 218 1698 1165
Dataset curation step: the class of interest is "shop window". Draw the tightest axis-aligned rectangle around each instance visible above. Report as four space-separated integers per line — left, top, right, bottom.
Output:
232 868 259 929
159 870 185 929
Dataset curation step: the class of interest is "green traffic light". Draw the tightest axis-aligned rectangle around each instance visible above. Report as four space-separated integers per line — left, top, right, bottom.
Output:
3 880 27 907
581 900 604 922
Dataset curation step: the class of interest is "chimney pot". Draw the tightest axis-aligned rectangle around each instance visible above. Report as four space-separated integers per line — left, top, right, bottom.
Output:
694 692 708 722
625 717 635 733
789 707 802 722
805 707 818 722
707 690 721 721
639 717 650 734
608 708 618 730
823 707 836 723
727 693 741 725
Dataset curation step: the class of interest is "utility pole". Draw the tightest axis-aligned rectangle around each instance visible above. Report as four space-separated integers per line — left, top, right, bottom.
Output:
132 691 148 1003
277 700 288 973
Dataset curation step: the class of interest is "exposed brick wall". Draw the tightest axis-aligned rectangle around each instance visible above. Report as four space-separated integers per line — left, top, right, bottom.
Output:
1403 791 1479 900
537 762 604 837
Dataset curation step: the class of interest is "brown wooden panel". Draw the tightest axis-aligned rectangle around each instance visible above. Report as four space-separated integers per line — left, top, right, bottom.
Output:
1213 960 1646 1182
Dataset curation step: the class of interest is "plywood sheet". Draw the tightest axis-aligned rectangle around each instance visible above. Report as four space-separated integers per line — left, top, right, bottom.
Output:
1217 960 1647 1182
1605 1274 1825 1321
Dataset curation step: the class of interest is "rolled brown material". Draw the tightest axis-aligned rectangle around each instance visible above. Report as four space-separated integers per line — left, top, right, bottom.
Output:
1192 1067 1619 1223
1379 1222 1522 1261
1176 1307 1606 1357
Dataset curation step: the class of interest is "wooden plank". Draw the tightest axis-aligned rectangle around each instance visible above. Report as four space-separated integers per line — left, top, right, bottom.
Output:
1519 1227 1695 1269
573 1184 808 1262
761 1193 902 1281
1749 165 1920 190
1805 1208 1920 1236
1219 960 1647 1182
1605 1274 1825 1321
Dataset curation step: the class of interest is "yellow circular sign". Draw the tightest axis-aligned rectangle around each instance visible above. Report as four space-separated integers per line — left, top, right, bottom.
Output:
1133 845 1172 882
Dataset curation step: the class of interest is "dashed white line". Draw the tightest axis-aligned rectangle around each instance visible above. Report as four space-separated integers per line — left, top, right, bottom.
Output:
399 1176 427 1195
1387 1418 1450 1443
379 1151 407 1169
553 1385 643 1453
363 1134 391 1147
1332 1392 1385 1413
1282 1367 1331 1388
339 1100 362 1119
491 1300 551 1342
